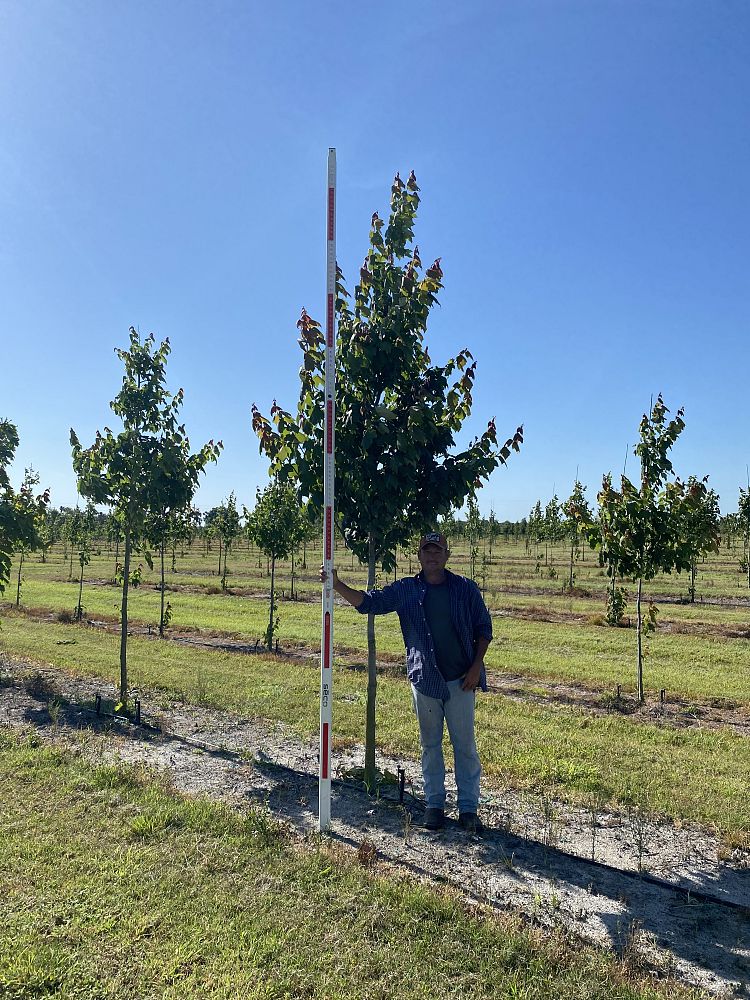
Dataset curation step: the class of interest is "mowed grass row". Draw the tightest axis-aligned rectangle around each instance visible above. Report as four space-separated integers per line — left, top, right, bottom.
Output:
2 614 749 842
8 576 750 704
20 552 750 631
17 532 750 605
0 730 700 1000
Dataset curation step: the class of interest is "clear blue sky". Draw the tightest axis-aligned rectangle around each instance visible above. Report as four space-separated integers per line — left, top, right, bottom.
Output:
2 0 748 521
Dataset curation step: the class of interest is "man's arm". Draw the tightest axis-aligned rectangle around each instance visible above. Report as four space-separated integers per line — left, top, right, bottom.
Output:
321 567 365 608
462 581 493 691
320 566 403 615
462 635 490 691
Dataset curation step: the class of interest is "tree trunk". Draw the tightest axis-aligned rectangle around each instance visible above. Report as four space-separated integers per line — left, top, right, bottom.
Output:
120 526 131 705
159 540 166 637
171 541 176 573
218 539 223 577
15 552 23 606
267 555 276 649
222 544 228 590
76 561 85 620
569 540 574 590
636 577 644 703
690 561 696 603
114 537 120 580
364 536 378 789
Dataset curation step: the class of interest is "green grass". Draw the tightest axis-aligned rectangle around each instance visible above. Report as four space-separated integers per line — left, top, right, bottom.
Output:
2 613 749 841
10 573 750 703
491 617 750 703
0 729 702 1000
5 577 411 656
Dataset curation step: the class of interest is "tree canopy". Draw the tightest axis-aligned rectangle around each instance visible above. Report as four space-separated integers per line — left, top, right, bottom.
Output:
0 421 49 599
252 171 522 570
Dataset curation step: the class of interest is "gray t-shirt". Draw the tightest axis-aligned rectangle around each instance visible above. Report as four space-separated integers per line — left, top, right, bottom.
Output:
423 581 470 682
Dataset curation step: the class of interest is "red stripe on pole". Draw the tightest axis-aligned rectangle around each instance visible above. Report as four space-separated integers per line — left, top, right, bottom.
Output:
327 293 334 347
324 612 331 668
325 506 332 560
322 723 329 778
327 188 335 241
326 400 333 452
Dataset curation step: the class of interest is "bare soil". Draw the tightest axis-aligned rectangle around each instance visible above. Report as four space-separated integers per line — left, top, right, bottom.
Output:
1 656 748 997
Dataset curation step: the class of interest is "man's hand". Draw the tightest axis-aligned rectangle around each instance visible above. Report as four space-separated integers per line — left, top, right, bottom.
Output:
319 565 365 608
462 661 482 691
319 564 339 586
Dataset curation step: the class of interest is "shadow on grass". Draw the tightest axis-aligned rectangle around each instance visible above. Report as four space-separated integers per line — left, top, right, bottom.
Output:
12 675 750 996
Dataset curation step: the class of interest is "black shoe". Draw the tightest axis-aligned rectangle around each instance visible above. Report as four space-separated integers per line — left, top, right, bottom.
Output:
459 812 483 834
424 807 445 830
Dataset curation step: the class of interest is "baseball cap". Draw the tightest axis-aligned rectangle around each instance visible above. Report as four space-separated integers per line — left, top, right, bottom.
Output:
419 532 448 551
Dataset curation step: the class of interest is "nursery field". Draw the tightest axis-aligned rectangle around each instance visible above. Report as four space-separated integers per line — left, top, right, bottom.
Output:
2 534 749 844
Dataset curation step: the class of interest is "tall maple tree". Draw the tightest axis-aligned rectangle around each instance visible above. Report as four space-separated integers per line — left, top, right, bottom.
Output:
252 171 522 783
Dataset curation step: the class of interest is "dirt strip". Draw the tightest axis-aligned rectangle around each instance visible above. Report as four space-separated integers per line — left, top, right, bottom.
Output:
1 658 748 996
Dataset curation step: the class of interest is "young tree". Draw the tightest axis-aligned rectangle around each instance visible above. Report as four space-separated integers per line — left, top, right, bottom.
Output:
298 509 319 570
71 328 221 706
37 510 53 564
146 456 217 635
245 481 304 648
587 396 713 702
71 502 97 620
527 500 543 555
487 509 500 561
252 171 522 784
678 477 721 602
737 488 750 589
0 439 49 607
543 495 563 567
465 494 482 580
561 480 593 591
213 493 242 591
0 420 21 597
203 506 223 568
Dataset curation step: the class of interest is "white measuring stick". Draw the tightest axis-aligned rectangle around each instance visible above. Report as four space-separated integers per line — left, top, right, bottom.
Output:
319 148 336 831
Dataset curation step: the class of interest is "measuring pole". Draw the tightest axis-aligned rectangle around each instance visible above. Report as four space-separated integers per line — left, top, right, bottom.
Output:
319 148 336 831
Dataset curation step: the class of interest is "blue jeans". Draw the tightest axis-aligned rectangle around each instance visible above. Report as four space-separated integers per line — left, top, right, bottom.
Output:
411 678 481 813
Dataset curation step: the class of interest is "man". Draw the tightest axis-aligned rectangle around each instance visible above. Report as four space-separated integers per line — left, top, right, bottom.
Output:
321 532 491 832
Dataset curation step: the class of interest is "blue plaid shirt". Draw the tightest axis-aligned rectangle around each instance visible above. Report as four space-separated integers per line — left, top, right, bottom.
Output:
356 570 492 700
